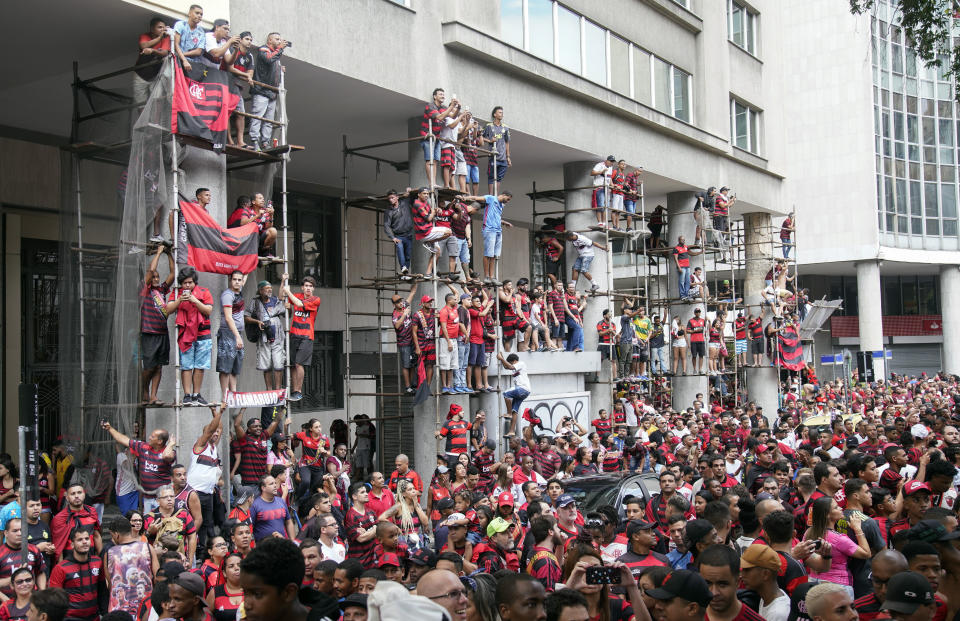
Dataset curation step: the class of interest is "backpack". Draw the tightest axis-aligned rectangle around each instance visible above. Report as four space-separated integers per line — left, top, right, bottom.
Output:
245 298 263 343
154 515 186 556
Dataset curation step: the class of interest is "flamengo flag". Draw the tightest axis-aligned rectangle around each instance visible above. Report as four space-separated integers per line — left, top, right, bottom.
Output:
180 199 259 274
171 60 239 152
777 322 805 371
225 390 286 408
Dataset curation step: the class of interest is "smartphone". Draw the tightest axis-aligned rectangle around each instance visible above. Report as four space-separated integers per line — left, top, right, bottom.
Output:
811 539 822 550
586 566 621 585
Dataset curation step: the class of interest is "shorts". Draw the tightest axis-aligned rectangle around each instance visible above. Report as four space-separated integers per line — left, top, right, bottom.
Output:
290 334 314 367
257 337 285 371
735 339 747 354
441 146 456 171
469 343 485 366
421 227 451 244
694 207 709 228
420 346 436 365
713 215 729 232
487 159 508 184
181 337 212 371
610 193 624 212
545 258 561 277
482 351 492 367
673 338 687 348
573 255 594 273
482 229 502 258
456 237 470 264
399 344 416 369
437 342 456 370
592 187 607 209
709 342 721 350
750 338 765 355
467 165 480 184
599 343 614 360
550 323 566 340
623 199 636 214
421 139 441 161
216 332 245 375
234 96 246 114
502 317 517 341
690 341 706 358
503 386 530 412
141 333 170 369
635 345 649 362
455 149 467 175
443 235 461 257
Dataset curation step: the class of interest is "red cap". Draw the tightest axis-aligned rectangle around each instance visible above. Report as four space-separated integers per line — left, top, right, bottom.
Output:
378 553 401 567
497 491 514 507
421 295 434 304
447 403 463 420
755 444 769 454
904 481 932 496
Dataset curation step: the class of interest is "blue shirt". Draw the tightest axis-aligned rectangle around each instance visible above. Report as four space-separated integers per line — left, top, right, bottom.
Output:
174 20 205 53
482 195 504 232
666 549 692 570
249 495 288 541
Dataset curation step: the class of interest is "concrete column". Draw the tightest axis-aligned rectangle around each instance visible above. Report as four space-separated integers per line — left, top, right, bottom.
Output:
856 260 885 379
149 145 229 463
940 266 960 375
742 212 778 425
564 162 612 416
665 191 707 411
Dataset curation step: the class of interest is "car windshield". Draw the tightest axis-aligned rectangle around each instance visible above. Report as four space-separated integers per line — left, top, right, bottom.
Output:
562 476 655 513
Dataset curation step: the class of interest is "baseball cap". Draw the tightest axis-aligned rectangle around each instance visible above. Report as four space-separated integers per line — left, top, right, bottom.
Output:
905 519 960 542
391 294 403 304
740 544 782 572
257 280 270 290
435 498 455 512
755 444 769 454
685 519 715 547
497 491 514 507
788 582 816 621
625 520 657 538
421 295 433 304
484 439 496 450
555 494 576 508
880 571 935 615
646 570 713 608
340 593 368 612
443 512 467 527
172 573 209 606
460 293 471 300
903 481 932 496
408 548 437 567
436 465 449 474
606 155 616 162
694 308 702 313
487 517 515 537
378 553 401 568
720 186 730 192
232 485 256 507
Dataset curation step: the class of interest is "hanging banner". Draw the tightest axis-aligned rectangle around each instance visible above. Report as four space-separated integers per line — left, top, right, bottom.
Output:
777 322 805 371
181 199 259 274
171 60 240 152
225 389 286 408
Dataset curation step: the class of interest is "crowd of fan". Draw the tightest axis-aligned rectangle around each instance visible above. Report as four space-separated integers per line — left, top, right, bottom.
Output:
0 373 954 621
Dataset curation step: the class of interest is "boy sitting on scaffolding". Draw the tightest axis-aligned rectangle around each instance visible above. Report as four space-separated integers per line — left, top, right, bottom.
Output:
411 187 452 277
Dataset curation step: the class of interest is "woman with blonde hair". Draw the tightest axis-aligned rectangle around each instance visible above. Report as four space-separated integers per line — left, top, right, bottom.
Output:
377 478 430 550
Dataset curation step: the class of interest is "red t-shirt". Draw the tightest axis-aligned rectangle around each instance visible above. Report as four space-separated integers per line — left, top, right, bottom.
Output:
290 293 321 339
468 308 485 344
687 317 706 343
439 305 460 340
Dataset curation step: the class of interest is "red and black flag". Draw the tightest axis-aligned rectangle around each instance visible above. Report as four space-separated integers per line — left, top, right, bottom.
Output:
180 199 259 275
777 322 805 371
171 61 240 152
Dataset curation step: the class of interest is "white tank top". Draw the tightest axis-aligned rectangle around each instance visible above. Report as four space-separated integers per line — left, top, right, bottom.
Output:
187 442 221 494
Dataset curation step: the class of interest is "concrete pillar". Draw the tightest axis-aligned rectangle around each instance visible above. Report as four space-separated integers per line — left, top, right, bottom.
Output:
940 266 960 375
564 162 613 416
856 260 885 379
149 145 229 464
665 191 707 411
742 212 778 425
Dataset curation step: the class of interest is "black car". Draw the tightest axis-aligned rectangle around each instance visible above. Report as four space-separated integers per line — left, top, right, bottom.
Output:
560 471 660 518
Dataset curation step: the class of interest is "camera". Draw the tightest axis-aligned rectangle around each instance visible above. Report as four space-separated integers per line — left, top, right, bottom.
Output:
586 566 621 585
285 41 293 47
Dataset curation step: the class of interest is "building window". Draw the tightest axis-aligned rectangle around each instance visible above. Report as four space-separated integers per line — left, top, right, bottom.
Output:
731 99 761 154
280 192 342 288
498 0 693 122
729 1 758 56
294 331 344 410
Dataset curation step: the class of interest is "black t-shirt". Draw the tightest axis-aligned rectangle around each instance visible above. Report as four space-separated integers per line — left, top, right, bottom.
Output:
232 50 254 87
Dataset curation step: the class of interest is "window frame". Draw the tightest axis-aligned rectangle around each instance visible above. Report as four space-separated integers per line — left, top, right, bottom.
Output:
730 98 762 155
728 0 759 56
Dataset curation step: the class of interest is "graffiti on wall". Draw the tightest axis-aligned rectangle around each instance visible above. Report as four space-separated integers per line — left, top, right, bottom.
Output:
518 392 591 436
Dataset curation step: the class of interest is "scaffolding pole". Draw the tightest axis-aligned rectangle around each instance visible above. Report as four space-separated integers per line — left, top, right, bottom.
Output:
169 51 183 458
